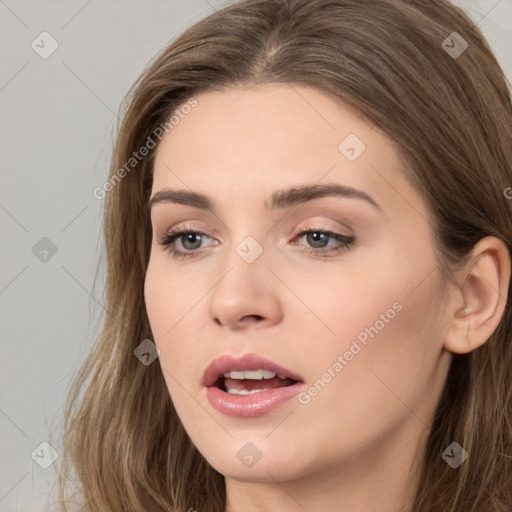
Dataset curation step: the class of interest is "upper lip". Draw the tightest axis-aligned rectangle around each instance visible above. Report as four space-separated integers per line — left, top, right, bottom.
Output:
202 353 304 387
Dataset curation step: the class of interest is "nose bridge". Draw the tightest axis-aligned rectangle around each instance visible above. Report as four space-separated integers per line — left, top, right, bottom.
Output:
219 211 271 271
207 229 283 328
213 230 267 300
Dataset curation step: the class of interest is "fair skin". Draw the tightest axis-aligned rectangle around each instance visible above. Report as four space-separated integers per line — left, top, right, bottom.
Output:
144 83 509 512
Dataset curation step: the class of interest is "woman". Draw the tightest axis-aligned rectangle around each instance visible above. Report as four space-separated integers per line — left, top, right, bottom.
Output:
58 0 512 510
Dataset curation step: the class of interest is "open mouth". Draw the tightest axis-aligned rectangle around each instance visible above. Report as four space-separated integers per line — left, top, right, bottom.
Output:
203 354 305 417
214 369 299 395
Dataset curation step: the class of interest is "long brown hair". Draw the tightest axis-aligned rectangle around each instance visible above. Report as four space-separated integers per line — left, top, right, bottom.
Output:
57 0 512 510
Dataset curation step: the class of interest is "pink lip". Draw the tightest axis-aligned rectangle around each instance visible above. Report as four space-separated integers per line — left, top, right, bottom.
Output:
202 353 305 418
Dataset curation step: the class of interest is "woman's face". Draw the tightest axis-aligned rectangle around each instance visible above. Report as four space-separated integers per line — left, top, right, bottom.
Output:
144 83 453 484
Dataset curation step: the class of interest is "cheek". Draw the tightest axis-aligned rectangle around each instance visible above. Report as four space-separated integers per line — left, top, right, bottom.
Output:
144 262 172 340
282 256 409 369
304 267 446 442
144 258 203 341
143 268 164 347
144 264 192 420
144 261 191 371
144 265 216 454
144 259 212 400
319 237 445 373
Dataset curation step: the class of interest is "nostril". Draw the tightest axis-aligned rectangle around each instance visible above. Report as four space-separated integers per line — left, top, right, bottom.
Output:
241 314 264 322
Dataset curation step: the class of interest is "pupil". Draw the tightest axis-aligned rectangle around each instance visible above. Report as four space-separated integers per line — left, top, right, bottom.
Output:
182 233 202 250
307 232 328 248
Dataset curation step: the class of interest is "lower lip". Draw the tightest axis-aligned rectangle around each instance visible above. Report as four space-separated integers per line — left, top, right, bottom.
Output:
206 382 305 417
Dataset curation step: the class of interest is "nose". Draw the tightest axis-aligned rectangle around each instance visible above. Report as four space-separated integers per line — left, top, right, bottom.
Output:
208 253 284 330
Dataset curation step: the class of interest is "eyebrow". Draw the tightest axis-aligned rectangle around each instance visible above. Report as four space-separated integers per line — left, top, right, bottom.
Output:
147 183 381 213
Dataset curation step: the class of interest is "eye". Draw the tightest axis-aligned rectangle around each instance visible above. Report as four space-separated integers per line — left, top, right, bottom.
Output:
157 222 355 260
290 223 355 257
157 224 217 260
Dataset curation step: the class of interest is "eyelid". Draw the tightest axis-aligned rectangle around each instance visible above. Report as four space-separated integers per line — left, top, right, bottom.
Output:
159 219 351 244
291 219 352 238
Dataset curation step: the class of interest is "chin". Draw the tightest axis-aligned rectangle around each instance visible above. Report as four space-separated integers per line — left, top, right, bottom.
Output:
197 438 311 483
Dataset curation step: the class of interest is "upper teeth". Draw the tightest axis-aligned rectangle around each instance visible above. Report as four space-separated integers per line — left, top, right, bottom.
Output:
223 369 287 380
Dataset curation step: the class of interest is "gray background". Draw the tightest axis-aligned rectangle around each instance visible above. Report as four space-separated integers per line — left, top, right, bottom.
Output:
1 1 510 510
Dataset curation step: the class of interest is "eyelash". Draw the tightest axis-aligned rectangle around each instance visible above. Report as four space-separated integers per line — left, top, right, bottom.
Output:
157 222 355 260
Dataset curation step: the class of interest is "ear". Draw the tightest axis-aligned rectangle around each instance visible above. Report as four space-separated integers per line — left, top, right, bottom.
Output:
444 236 510 354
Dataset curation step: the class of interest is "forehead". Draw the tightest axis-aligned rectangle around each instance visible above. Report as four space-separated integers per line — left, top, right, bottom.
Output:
151 83 426 220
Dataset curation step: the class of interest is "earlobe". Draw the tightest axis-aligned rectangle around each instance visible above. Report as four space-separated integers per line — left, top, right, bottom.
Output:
443 236 510 355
